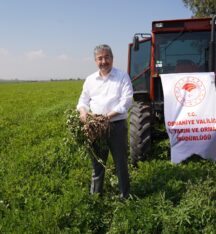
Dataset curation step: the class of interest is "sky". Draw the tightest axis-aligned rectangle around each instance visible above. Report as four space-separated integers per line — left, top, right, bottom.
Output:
0 0 192 80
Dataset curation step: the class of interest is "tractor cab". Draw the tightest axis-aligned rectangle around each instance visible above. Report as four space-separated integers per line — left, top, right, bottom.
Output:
128 16 216 164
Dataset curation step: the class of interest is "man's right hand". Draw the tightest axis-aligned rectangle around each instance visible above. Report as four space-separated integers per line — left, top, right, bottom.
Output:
79 108 88 123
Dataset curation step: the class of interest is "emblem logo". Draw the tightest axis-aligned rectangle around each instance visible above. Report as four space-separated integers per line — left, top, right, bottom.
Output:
174 76 206 107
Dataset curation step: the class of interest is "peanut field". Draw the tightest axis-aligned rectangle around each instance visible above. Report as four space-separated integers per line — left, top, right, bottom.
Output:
0 81 216 233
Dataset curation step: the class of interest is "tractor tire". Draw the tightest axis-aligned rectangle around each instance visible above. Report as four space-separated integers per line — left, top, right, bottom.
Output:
130 102 152 166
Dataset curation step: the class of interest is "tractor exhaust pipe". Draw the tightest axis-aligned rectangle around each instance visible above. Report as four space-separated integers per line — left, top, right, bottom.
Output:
208 15 216 72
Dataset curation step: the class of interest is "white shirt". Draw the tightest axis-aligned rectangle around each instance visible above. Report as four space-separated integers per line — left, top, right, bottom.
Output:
77 67 133 122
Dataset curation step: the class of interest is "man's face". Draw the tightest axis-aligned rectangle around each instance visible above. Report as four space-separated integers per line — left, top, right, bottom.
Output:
95 49 113 75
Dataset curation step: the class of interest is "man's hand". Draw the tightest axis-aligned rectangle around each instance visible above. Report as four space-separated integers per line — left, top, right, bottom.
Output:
106 111 119 120
79 108 88 123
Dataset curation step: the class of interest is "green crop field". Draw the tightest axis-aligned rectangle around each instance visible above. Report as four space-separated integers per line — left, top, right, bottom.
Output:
1 81 216 233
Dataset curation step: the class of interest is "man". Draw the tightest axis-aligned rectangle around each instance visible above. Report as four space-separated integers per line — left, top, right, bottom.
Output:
77 44 133 198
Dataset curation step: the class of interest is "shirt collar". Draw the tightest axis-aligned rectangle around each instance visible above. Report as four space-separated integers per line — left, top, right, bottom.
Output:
96 67 116 80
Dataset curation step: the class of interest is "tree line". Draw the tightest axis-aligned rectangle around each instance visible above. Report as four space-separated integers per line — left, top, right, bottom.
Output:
183 0 216 17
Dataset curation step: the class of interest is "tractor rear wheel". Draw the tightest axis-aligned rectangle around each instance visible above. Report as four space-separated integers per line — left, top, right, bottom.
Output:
130 102 152 166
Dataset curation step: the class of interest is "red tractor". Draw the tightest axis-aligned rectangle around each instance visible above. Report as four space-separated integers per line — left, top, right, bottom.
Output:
128 15 216 165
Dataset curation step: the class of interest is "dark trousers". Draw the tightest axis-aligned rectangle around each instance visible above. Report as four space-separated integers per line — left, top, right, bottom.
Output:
90 119 130 198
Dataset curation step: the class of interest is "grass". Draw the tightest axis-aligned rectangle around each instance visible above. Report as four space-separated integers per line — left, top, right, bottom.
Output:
0 80 216 233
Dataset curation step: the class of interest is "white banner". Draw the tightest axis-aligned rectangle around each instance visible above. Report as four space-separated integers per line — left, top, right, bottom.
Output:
160 72 216 163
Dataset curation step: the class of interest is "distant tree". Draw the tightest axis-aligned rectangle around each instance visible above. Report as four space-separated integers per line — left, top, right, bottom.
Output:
183 0 216 17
